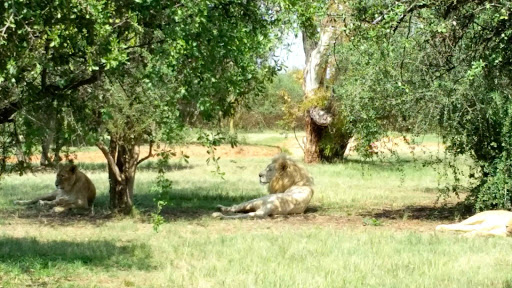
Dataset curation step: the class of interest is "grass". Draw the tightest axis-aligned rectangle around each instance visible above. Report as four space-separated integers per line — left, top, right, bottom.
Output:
1 132 510 287
238 130 304 147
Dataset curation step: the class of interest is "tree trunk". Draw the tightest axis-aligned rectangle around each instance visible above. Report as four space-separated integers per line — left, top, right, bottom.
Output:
40 117 55 166
302 24 334 163
52 113 63 164
12 121 27 164
229 117 235 135
304 115 323 163
302 1 351 163
109 169 136 214
40 136 52 166
98 137 140 214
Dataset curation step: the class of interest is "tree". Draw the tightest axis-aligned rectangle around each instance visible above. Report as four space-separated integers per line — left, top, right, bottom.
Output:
1 0 303 213
343 0 512 210
297 0 353 163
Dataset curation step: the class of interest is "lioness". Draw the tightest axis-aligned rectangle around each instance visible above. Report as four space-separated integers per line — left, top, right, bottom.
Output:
436 210 512 237
212 155 314 219
14 164 96 213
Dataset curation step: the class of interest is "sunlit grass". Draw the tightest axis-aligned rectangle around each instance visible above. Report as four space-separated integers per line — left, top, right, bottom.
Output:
238 130 305 147
1 219 512 287
1 131 508 287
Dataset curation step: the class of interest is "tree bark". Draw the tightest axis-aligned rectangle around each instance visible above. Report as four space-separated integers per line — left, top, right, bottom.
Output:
12 121 27 164
97 138 140 214
229 117 235 135
304 115 323 163
52 114 63 164
302 24 335 163
40 136 52 166
301 2 351 163
40 115 56 166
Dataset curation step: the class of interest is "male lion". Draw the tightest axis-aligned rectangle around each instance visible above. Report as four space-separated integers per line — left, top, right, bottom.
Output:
14 164 96 213
435 210 512 237
212 155 314 219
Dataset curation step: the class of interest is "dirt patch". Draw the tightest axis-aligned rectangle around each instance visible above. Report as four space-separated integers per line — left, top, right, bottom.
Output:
8 135 443 164
2 204 462 237
279 135 445 159
198 213 443 236
11 144 282 164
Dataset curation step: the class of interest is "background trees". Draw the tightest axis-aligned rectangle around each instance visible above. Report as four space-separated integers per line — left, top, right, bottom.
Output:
3 0 512 212
340 0 512 210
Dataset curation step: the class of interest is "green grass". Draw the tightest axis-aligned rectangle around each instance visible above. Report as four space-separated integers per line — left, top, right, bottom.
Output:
0 132 510 287
238 130 304 147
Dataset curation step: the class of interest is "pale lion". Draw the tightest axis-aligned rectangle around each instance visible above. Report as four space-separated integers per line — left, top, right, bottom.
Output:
435 210 512 237
14 164 96 213
212 155 314 219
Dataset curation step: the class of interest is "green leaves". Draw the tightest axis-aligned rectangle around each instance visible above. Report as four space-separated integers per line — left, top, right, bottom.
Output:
343 0 512 210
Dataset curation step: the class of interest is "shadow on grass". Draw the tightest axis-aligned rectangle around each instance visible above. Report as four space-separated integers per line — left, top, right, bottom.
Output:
138 187 264 221
359 203 474 221
0 236 152 271
338 157 433 169
6 186 265 222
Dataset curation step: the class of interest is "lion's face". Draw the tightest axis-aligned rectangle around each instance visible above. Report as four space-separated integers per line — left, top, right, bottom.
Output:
55 164 78 191
259 155 313 194
259 162 277 185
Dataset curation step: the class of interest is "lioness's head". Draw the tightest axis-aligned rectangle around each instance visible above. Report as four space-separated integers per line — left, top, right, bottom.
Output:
258 154 313 194
55 164 78 191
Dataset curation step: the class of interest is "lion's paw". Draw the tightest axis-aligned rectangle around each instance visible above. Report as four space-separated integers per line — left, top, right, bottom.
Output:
212 212 223 218
216 205 229 212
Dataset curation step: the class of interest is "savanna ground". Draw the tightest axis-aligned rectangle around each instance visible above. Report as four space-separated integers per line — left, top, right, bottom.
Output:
1 132 512 288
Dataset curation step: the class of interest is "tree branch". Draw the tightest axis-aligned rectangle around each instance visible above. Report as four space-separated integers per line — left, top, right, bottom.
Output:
63 66 104 91
0 100 20 124
45 65 105 94
136 141 154 166
372 2 430 27
96 141 123 182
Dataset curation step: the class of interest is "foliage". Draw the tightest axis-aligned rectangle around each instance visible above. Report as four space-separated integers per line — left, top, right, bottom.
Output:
0 0 312 211
149 155 173 233
318 112 352 161
232 70 304 131
197 130 237 179
338 0 512 210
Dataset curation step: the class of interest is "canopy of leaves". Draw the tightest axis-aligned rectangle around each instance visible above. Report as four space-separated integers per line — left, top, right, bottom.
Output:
338 0 512 210
0 0 309 160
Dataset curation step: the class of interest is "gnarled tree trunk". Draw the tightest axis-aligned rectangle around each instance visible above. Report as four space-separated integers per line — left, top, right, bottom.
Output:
302 23 334 163
98 137 152 214
301 1 351 163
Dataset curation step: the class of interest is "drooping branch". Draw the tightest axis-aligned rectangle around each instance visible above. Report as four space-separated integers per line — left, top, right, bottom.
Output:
96 141 123 182
136 141 154 166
